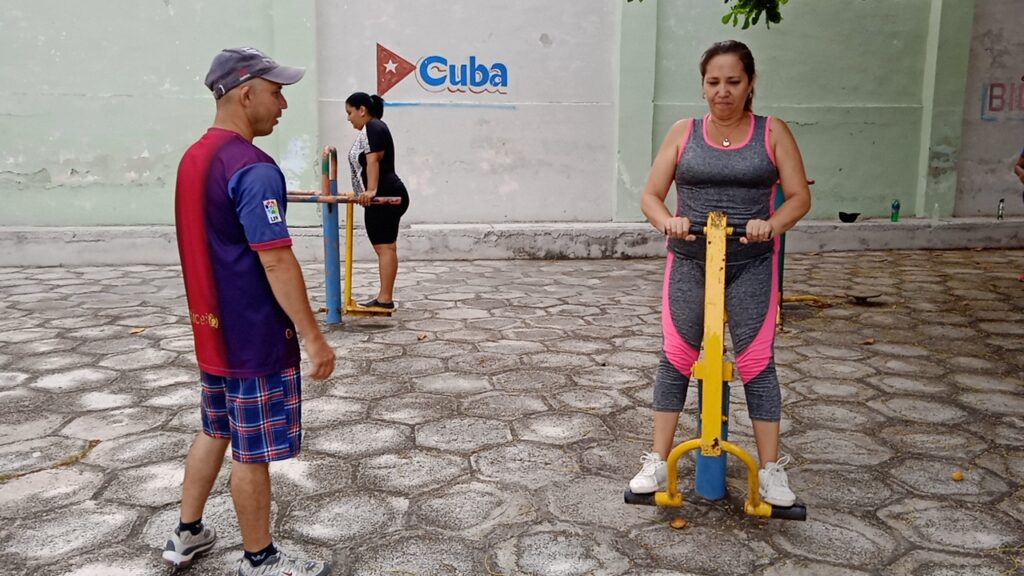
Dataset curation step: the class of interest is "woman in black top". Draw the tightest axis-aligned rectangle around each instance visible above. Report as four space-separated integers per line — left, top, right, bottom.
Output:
345 92 410 309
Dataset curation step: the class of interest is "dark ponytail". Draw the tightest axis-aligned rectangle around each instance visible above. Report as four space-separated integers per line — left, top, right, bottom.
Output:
345 91 385 119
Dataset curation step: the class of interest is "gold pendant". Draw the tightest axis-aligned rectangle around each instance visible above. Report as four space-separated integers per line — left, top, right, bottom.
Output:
722 138 731 147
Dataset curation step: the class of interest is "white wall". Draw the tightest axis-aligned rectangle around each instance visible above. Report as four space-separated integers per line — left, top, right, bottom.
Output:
316 0 620 224
956 0 1024 217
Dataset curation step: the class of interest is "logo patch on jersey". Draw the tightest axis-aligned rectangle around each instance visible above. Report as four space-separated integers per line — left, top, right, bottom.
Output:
263 199 282 223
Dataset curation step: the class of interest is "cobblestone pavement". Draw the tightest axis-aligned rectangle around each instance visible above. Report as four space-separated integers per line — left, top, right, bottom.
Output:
1 249 1022 576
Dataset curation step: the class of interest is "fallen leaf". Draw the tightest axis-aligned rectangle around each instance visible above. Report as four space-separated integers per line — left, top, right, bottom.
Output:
317 307 327 313
860 338 875 345
417 334 428 341
129 327 146 335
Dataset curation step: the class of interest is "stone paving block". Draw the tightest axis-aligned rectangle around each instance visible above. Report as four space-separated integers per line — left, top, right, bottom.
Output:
794 358 878 380
632 521 776 576
492 369 568 392
61 407 167 441
0 327 59 343
878 423 989 458
369 355 445 378
866 374 954 396
416 416 512 452
473 443 580 488
14 352 96 372
878 498 1022 553
502 327 566 341
0 467 103 519
788 378 882 401
411 480 537 539
771 508 902 568
950 372 1022 392
347 532 484 576
370 392 457 425
514 412 612 445
83 431 191 470
307 422 412 458
77 391 135 411
761 559 873 576
572 366 647 389
549 388 633 415
283 493 408 546
868 396 967 424
29 367 118 392
33 546 169 576
0 436 90 477
491 523 638 576
328 375 410 400
356 450 468 494
784 430 895 466
957 391 1024 416
461 391 549 420
544 475 661 529
413 372 491 395
0 412 67 446
448 351 520 374
2 500 138 563
269 454 353 497
881 549 1012 576
300 396 367 429
787 465 897 510
97 348 178 371
887 457 1012 503
787 400 888 431
5 338 79 356
478 338 549 355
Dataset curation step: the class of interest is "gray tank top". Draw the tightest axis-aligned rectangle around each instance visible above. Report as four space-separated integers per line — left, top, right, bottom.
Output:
669 114 779 262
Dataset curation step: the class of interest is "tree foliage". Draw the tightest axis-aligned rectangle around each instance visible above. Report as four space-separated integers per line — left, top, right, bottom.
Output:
626 0 788 30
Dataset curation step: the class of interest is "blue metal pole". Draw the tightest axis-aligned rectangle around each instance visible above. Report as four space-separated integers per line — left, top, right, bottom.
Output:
323 150 342 325
695 380 729 500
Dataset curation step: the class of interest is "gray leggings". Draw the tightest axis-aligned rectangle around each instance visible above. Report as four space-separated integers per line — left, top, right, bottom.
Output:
654 251 781 421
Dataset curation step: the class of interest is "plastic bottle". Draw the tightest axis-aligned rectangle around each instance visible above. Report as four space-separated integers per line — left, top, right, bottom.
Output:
997 198 1005 221
891 199 901 222
931 202 940 221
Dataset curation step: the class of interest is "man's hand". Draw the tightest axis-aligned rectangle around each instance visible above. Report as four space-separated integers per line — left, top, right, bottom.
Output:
303 332 335 380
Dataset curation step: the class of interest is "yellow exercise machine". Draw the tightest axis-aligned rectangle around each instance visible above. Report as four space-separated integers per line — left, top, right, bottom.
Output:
624 211 807 522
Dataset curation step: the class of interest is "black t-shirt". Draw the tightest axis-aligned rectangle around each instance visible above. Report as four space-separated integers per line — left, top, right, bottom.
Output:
357 118 402 195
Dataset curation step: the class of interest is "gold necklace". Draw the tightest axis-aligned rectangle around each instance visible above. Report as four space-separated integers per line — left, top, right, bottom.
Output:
709 117 744 147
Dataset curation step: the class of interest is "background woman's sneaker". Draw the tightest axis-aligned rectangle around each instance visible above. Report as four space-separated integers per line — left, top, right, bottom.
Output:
758 455 796 507
629 452 667 494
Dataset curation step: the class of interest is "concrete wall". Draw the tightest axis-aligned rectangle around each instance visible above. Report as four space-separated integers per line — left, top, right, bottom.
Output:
956 0 1024 217
315 0 620 224
0 0 321 226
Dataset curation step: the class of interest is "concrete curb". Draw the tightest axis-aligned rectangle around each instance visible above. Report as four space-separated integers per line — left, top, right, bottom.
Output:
1 217 1022 266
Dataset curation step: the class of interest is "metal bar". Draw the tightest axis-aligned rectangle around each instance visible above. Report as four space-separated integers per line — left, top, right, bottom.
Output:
322 146 341 325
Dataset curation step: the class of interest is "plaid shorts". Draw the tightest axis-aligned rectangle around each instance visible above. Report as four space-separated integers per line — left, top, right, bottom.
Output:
200 367 302 464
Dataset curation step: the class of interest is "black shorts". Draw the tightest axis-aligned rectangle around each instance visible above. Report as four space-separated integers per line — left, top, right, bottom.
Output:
365 181 409 245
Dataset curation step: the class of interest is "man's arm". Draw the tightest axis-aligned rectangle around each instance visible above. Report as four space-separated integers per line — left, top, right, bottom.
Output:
257 246 335 380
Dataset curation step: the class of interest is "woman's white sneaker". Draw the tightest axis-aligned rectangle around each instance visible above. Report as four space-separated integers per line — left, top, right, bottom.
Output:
629 452 667 494
758 455 796 507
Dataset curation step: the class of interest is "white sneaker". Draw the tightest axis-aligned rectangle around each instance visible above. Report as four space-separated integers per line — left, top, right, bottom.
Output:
238 551 331 576
759 455 796 507
629 452 667 494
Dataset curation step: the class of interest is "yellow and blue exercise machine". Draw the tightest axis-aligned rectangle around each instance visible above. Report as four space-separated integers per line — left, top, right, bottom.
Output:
287 146 400 324
624 211 807 522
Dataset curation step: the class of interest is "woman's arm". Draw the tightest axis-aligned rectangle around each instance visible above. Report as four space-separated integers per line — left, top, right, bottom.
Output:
641 119 693 239
1014 153 1024 185
358 151 383 205
767 117 811 235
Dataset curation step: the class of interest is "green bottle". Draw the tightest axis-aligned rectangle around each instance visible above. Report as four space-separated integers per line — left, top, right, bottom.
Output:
891 199 900 222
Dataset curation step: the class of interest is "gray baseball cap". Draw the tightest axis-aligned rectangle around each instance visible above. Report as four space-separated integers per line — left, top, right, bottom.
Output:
204 47 306 99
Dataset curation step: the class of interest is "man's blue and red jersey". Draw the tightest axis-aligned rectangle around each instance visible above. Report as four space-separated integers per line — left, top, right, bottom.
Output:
175 127 300 377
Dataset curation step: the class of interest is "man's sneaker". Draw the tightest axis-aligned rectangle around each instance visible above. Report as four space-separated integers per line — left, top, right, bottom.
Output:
162 525 217 568
238 551 332 576
759 455 797 507
629 452 667 494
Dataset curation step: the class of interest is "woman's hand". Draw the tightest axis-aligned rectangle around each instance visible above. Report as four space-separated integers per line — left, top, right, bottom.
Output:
357 189 377 206
740 219 774 244
664 217 698 242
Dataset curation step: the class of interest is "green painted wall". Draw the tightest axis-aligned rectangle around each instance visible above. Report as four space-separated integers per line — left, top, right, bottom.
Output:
615 0 974 221
0 0 320 226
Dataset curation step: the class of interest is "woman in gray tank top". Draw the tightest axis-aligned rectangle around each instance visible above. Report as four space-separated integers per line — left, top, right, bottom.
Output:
630 40 812 507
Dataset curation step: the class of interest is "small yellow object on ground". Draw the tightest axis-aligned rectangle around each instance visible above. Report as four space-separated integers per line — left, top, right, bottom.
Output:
951 470 964 481
670 517 687 530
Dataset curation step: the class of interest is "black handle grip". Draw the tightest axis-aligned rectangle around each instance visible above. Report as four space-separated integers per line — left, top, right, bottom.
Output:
623 489 657 506
687 222 748 238
770 503 807 521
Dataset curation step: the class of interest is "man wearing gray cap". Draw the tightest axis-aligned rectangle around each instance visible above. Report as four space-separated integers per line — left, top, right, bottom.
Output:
163 47 335 576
